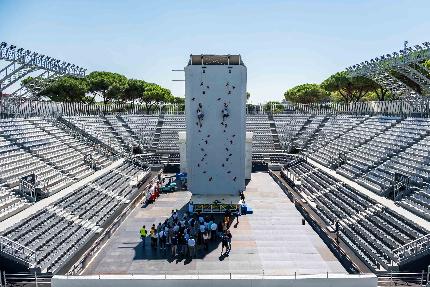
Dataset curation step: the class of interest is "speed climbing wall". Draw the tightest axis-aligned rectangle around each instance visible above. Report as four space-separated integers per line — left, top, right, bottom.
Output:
185 55 247 196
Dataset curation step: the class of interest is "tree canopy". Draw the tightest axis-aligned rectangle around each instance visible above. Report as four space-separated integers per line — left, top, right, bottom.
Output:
320 71 377 103
22 71 175 111
264 101 284 113
124 79 146 105
87 71 128 104
284 83 329 104
36 76 90 103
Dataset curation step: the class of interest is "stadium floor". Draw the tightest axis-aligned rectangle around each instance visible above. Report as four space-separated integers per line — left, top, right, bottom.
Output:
82 172 346 276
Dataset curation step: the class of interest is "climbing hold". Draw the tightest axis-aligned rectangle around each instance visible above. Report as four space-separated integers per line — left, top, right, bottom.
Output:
201 148 204 151
203 171 207 174
228 91 231 95
222 164 225 167
232 86 235 89
207 135 210 138
226 158 229 162
217 98 221 101
209 177 213 181
225 147 229 151
204 153 207 157
223 130 226 133
206 86 209 89
227 171 231 174
192 97 195 101
197 163 200 167
233 177 237 181
200 82 203 86
232 134 236 137
229 153 232 157
205 140 208 144
230 140 233 144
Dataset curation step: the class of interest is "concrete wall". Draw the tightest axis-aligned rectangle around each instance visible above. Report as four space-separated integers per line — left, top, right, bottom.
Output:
245 132 253 180
52 274 377 287
185 64 247 196
178 131 187 173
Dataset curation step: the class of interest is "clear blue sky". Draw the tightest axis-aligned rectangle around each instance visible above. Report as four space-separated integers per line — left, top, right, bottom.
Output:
1 0 429 103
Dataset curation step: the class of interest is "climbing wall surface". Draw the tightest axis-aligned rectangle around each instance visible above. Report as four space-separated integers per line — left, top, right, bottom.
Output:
185 55 247 196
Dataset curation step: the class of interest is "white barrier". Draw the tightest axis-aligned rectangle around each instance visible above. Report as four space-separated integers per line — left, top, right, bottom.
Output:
52 273 377 287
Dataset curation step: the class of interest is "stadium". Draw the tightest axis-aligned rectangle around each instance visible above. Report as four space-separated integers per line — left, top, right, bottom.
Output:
1 2 430 287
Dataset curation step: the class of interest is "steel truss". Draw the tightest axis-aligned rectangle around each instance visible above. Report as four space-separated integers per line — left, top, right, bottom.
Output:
0 41 86 99
346 41 430 101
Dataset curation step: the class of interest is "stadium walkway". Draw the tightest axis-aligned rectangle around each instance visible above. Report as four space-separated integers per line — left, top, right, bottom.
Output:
0 158 125 232
307 158 430 232
82 172 346 276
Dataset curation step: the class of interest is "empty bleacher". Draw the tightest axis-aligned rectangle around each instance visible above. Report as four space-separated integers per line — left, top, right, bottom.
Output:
120 115 158 150
246 115 275 153
282 159 429 272
0 161 150 273
65 116 125 153
155 115 185 153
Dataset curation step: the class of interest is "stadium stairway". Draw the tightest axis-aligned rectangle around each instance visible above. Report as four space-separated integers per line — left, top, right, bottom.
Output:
56 116 117 156
267 114 282 151
149 114 163 152
115 115 140 144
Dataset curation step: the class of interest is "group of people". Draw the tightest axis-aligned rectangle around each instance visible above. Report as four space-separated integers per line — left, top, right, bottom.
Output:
139 209 237 259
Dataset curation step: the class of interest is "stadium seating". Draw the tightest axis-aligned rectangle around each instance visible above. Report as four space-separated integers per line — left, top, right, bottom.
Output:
283 159 428 271
65 116 125 153
246 115 275 153
2 111 430 276
155 115 185 153
120 115 159 150
273 114 310 150
0 161 149 273
311 116 398 168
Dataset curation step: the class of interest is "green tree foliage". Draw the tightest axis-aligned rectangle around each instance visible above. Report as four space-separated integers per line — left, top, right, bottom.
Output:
321 71 376 103
264 101 284 114
87 71 128 104
140 83 173 113
424 60 430 70
21 76 56 99
284 83 329 104
38 76 90 102
124 79 146 105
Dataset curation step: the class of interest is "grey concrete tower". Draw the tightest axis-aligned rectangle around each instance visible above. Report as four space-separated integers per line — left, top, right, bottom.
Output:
185 55 247 196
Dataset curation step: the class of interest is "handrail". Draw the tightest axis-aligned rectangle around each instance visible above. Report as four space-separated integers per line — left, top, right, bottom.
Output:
0 235 37 267
393 233 430 263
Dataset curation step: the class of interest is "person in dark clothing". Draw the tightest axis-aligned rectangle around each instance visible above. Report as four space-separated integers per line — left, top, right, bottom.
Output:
226 230 232 252
171 234 178 257
221 233 229 255
234 206 241 225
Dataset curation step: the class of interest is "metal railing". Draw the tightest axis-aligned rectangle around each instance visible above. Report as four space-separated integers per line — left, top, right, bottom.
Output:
0 236 37 267
0 271 52 287
377 271 429 287
393 234 430 264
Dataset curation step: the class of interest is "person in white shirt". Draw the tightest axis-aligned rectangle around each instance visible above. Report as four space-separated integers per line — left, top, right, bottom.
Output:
210 222 217 241
188 237 196 258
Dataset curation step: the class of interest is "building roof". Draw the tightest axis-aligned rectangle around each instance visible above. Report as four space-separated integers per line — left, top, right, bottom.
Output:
188 54 244 66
